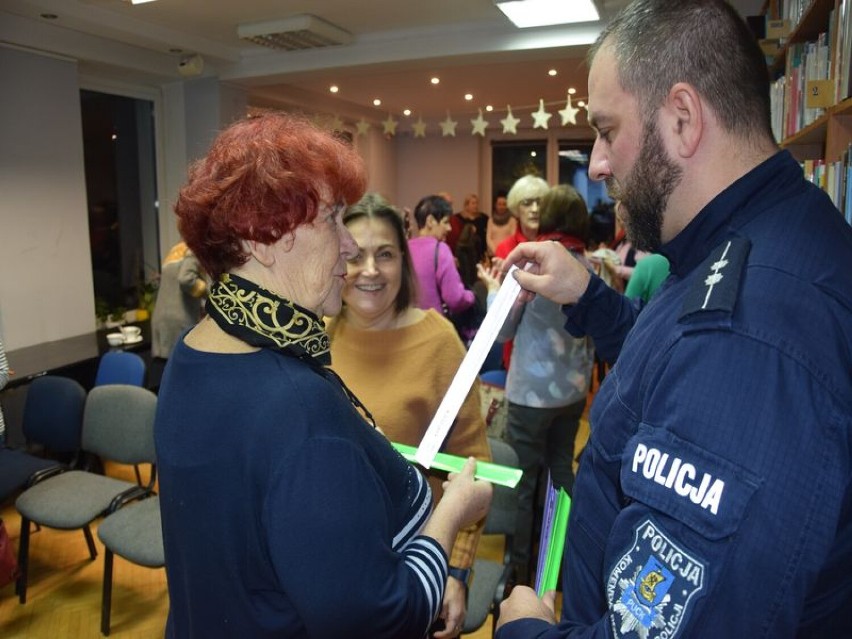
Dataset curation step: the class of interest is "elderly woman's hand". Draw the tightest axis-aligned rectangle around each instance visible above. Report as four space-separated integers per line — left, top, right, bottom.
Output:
441 457 493 529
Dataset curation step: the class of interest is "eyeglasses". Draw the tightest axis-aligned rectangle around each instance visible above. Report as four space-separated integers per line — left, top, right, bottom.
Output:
520 198 541 207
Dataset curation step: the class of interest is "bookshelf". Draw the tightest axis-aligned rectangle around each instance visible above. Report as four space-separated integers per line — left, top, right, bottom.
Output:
761 0 852 219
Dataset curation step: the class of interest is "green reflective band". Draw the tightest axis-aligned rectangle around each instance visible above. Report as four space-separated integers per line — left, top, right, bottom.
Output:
391 442 522 488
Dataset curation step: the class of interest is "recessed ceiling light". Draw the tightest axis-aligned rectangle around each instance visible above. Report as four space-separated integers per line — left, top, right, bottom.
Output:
329 85 339 93
568 87 576 95
530 151 537 157
485 105 494 112
373 98 382 106
464 93 473 101
403 109 412 116
548 69 557 76
129 0 159 4
578 100 586 107
430 77 440 85
495 0 599 28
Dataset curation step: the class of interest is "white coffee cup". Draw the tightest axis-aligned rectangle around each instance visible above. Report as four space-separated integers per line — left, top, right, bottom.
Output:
121 325 142 340
106 332 125 347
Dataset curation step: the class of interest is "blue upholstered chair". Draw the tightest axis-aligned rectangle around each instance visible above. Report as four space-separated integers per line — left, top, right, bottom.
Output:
0 376 87 503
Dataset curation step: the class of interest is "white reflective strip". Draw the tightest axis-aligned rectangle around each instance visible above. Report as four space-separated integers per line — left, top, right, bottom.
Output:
416 265 522 468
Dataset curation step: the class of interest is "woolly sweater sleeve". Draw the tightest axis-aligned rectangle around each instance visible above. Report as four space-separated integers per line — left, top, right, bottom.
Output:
266 436 447 638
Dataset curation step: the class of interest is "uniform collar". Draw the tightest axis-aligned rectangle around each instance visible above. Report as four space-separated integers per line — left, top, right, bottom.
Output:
661 150 799 278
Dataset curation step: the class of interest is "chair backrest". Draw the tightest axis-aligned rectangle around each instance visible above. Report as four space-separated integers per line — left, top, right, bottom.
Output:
94 351 146 387
479 369 507 389
82 385 157 465
484 437 520 537
22 376 87 453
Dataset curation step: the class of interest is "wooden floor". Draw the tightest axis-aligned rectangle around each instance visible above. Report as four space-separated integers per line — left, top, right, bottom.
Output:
0 415 591 638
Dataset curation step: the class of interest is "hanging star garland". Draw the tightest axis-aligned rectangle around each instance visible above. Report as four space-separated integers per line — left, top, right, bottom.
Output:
470 109 489 136
440 112 458 137
501 106 520 134
559 94 580 126
532 99 552 130
356 119 371 137
382 114 398 136
330 115 345 131
412 117 427 138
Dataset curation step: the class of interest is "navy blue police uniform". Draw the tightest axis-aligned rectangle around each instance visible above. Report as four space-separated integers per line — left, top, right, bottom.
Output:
496 150 852 639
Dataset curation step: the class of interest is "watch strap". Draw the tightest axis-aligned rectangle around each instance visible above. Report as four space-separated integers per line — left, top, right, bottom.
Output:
448 566 471 585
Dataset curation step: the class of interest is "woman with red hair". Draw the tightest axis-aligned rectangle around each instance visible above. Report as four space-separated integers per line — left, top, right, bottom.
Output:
155 112 491 639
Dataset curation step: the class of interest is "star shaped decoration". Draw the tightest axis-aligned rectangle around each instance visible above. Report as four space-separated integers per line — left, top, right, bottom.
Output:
355 119 371 137
382 114 398 136
412 117 427 138
470 109 489 136
559 94 580 126
330 114 345 131
440 112 458 137
532 99 552 130
500 106 520 135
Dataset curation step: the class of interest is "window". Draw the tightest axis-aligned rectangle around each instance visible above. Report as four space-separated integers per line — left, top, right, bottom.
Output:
558 142 611 211
491 140 547 199
80 90 159 322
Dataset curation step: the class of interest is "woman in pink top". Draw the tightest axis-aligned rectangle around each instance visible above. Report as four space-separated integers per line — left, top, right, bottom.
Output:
407 195 476 315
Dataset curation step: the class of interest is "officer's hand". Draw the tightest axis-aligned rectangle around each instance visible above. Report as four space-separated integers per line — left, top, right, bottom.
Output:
496 586 557 630
502 241 590 305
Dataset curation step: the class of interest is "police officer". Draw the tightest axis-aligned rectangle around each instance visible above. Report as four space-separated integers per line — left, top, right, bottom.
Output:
495 1 852 637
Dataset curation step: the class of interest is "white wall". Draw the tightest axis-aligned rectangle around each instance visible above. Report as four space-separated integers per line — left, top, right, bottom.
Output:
395 134 482 212
0 46 96 350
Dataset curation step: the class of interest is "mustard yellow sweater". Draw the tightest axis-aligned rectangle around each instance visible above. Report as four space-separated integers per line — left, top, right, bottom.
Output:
327 309 491 568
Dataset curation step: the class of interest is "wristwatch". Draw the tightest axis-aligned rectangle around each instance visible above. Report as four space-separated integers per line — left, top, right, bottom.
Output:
448 566 471 586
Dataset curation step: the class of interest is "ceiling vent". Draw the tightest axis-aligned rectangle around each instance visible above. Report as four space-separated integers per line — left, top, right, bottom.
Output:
237 14 353 51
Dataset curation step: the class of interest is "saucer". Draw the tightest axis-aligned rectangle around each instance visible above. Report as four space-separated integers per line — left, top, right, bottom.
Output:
122 335 143 345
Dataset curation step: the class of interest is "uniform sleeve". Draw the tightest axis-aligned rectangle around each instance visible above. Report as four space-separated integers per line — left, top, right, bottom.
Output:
563 275 639 364
501 325 851 639
599 329 850 638
437 241 475 314
266 437 447 639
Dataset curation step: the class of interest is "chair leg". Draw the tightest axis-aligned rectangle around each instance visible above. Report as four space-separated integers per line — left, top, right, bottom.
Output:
16 517 30 604
133 464 143 486
83 524 98 560
101 548 114 636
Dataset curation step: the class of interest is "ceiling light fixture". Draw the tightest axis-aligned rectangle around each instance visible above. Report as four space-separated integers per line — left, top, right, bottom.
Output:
129 0 159 4
329 85 339 93
430 77 440 85
495 0 599 28
548 69 558 76
237 14 353 51
373 99 382 106
464 94 473 101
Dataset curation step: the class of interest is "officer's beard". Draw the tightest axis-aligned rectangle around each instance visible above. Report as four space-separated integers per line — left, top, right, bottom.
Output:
606 119 682 252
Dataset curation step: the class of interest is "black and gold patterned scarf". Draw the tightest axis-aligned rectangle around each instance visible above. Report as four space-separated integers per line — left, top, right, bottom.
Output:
207 272 375 427
207 273 331 364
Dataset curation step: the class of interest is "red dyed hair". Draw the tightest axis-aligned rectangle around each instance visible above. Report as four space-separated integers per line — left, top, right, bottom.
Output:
175 112 367 279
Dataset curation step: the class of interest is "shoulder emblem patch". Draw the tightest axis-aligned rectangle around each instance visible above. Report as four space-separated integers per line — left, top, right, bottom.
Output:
608 519 705 638
680 236 750 321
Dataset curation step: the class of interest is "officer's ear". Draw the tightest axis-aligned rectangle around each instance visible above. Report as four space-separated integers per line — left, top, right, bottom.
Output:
662 82 703 159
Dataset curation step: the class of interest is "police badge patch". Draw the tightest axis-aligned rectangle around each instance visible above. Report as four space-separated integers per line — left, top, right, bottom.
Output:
607 519 705 638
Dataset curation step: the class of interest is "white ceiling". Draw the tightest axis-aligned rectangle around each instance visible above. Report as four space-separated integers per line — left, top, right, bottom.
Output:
0 0 765 125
